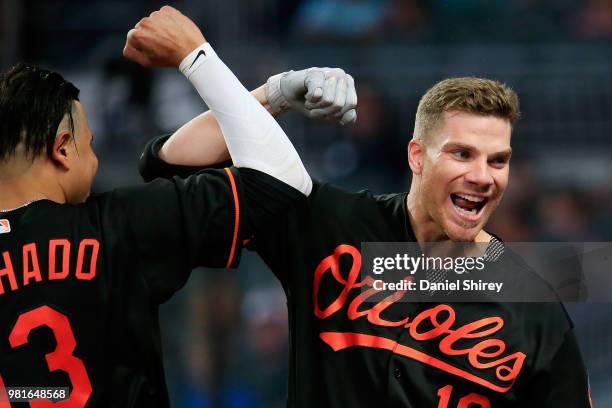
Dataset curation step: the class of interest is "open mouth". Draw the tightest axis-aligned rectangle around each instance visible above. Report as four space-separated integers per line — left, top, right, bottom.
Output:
450 193 488 219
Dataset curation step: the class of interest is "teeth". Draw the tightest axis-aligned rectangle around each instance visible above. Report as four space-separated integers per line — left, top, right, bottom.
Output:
453 203 477 215
456 193 484 203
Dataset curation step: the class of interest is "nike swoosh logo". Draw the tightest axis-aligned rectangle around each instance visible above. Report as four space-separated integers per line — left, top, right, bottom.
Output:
189 49 206 69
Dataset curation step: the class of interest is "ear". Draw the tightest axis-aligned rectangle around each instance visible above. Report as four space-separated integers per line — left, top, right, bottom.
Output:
408 138 425 175
50 131 73 170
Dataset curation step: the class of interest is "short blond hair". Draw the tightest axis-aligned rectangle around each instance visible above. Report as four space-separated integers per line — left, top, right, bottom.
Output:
413 77 520 143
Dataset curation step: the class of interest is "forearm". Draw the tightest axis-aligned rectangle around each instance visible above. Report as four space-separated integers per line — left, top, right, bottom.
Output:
159 85 272 166
124 6 312 195
179 43 312 195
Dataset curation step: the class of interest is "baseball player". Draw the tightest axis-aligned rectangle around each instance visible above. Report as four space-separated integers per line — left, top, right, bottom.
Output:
0 6 354 407
140 19 593 408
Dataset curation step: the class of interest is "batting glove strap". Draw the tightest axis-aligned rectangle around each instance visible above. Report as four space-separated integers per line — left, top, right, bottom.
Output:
265 71 293 114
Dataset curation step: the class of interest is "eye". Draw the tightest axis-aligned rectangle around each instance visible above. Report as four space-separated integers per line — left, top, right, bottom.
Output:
489 156 509 168
452 149 470 160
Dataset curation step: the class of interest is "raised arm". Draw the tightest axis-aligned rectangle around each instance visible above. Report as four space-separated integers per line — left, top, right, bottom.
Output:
123 5 317 195
157 85 271 167
156 68 357 168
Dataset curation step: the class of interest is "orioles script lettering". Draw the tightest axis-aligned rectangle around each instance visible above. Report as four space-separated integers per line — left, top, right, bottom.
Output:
312 244 526 394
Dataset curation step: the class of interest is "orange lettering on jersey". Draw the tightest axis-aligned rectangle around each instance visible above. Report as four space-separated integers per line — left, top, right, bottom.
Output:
313 244 365 319
313 244 527 393
438 314 526 382
0 251 18 295
22 243 42 286
75 239 99 280
347 278 410 327
49 239 70 280
0 238 101 297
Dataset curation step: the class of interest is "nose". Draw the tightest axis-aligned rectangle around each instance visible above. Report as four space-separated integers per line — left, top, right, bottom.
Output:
464 158 493 190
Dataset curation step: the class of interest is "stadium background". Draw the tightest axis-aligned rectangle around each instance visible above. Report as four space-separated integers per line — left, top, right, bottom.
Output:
2 0 612 406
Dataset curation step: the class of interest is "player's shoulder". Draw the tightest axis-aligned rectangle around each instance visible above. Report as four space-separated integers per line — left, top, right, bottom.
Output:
498 252 577 376
308 180 405 225
311 180 405 210
499 245 564 299
492 242 574 332
93 166 230 203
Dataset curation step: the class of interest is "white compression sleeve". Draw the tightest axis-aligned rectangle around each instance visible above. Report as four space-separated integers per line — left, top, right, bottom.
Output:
179 43 312 196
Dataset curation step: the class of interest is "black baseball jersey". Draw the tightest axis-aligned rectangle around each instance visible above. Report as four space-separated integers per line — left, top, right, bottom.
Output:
141 136 592 408
0 165 302 407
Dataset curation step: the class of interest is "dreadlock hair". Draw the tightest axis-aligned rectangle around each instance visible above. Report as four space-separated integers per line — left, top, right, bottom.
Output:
0 62 80 161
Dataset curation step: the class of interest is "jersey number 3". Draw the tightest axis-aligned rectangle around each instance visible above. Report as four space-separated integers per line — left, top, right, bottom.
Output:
0 305 92 407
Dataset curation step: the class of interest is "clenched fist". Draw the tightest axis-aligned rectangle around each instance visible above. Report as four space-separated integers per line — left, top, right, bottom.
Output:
123 5 205 68
266 68 358 126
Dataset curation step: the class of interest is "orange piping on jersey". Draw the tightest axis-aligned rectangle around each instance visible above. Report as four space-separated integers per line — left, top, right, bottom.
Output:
224 168 240 268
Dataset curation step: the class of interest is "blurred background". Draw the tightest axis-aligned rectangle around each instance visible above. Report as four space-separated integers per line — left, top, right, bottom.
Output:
2 0 612 406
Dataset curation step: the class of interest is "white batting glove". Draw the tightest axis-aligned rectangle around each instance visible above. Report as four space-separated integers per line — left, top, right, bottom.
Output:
265 67 357 126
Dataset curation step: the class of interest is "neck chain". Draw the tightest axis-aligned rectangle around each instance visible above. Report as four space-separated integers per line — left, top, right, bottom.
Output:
0 199 44 213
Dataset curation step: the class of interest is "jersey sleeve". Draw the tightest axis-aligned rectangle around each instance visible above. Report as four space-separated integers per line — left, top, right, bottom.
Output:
138 134 309 286
521 329 591 407
244 181 357 287
98 166 302 302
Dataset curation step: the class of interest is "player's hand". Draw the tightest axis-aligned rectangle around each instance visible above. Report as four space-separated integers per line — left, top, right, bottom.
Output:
266 68 357 126
123 5 205 68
